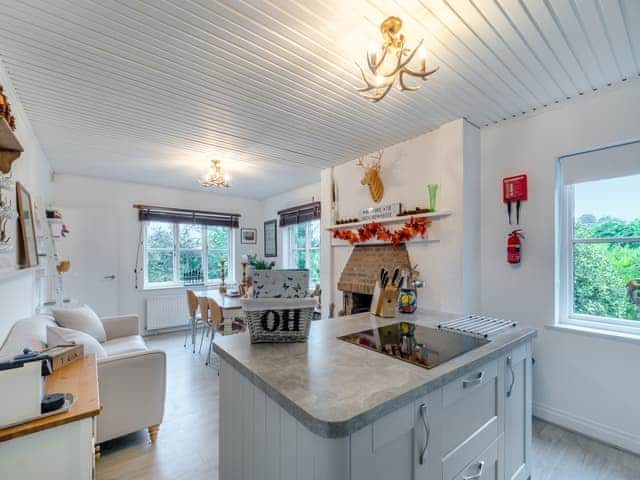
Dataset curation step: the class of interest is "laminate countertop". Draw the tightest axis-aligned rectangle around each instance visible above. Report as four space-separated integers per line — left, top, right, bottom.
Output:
213 309 536 438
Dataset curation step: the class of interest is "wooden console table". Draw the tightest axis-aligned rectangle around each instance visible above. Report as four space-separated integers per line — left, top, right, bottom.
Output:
0 354 101 479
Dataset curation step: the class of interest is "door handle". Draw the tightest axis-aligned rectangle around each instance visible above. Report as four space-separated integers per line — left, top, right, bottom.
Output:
104 275 116 280
419 403 430 465
463 371 484 388
462 461 485 480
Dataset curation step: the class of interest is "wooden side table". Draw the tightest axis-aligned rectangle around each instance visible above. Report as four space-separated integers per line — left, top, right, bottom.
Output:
0 355 101 479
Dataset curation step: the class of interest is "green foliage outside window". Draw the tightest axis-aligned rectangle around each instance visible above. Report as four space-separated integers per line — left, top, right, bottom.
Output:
145 222 231 285
290 220 320 286
573 215 640 321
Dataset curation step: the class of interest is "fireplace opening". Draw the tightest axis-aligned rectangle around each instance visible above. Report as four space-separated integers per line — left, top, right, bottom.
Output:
337 244 412 317
342 292 373 316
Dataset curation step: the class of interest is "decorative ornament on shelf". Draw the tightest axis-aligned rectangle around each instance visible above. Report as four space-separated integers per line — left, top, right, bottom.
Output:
356 16 439 102
332 217 432 246
199 159 231 188
0 84 23 174
356 149 385 203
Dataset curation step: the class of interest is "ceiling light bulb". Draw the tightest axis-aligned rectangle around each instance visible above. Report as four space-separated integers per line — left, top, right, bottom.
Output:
224 174 230 183
375 75 384 86
368 40 379 54
418 46 426 59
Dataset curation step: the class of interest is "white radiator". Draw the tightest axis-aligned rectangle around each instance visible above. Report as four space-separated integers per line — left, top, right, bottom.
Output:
145 294 188 331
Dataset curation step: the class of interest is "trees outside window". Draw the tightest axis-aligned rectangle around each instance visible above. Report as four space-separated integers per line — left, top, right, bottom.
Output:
144 222 233 288
566 174 640 327
287 220 320 287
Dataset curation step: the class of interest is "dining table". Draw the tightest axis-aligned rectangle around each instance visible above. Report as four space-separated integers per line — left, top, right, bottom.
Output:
193 288 244 336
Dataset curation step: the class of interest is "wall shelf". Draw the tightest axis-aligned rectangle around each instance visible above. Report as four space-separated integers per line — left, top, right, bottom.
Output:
326 210 452 231
331 238 440 247
0 117 23 152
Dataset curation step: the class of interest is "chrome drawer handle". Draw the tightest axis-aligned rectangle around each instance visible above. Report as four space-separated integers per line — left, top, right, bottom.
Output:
419 403 430 465
462 371 484 388
462 461 485 480
506 356 515 397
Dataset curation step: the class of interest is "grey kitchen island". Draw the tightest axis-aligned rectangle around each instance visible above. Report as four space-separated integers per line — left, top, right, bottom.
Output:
213 309 536 480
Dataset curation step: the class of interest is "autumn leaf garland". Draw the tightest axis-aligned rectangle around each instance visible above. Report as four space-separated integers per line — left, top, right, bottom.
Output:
332 217 432 245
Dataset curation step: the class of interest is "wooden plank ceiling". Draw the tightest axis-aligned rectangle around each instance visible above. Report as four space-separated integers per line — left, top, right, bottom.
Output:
0 0 638 198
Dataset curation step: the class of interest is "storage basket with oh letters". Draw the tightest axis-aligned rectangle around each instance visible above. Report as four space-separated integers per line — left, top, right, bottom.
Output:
240 298 316 343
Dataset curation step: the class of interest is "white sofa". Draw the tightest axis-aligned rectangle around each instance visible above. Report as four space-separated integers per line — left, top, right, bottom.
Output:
0 312 166 444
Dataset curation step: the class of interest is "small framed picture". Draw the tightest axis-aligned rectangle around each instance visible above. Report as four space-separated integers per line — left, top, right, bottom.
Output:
16 182 39 268
241 228 257 244
264 219 277 257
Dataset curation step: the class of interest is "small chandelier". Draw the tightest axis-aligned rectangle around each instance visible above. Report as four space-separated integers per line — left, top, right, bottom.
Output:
200 160 231 188
357 16 439 102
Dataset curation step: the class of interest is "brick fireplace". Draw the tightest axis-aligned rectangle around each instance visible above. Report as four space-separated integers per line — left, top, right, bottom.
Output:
338 244 412 315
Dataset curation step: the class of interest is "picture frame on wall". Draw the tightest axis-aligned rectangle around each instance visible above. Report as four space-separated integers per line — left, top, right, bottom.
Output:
264 219 277 257
240 227 257 244
16 182 39 268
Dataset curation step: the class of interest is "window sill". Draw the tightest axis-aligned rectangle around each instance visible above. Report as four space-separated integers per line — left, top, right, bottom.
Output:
140 282 233 293
546 323 640 345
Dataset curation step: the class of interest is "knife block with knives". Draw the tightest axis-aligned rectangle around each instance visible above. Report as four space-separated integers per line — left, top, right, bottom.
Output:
370 267 405 318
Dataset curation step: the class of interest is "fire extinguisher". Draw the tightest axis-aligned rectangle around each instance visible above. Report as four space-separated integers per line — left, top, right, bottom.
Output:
507 229 524 264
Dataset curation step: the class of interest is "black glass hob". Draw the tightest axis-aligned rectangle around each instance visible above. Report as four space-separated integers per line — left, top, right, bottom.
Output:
338 322 490 369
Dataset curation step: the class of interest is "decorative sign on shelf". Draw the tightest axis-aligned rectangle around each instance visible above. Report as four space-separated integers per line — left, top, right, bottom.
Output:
359 203 401 222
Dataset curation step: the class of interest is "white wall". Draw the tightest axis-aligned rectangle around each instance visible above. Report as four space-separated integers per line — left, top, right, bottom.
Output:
320 119 480 315
262 182 320 268
52 174 264 327
480 79 640 453
0 59 52 345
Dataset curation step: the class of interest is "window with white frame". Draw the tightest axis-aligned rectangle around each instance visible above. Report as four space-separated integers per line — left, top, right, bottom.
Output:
286 220 320 287
559 140 640 333
144 222 233 288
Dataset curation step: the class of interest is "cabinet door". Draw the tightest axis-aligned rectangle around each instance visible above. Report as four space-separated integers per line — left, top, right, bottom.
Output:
351 401 417 480
414 389 443 480
504 342 532 480
351 389 442 480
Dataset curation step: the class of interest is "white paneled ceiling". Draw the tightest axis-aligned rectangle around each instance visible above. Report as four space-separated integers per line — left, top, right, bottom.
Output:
1 0 638 199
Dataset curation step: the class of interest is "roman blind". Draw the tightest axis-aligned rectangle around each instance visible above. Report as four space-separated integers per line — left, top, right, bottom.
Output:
561 139 640 185
135 204 240 228
278 201 321 227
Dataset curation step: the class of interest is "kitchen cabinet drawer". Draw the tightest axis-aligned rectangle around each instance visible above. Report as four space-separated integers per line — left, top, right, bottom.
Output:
441 360 500 454
443 359 498 408
450 435 503 480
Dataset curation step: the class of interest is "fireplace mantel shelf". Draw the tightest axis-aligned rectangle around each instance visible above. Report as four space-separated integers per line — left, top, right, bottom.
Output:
326 210 452 231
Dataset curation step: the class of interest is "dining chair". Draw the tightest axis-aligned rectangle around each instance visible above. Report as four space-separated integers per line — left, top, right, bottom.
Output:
197 296 211 354
205 297 245 367
183 290 202 353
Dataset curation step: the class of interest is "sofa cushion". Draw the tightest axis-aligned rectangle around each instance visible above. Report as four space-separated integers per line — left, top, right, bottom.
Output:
102 335 148 357
50 305 107 343
47 325 107 360
0 314 57 360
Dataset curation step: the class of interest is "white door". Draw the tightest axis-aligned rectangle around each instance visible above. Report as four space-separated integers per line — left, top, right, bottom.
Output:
57 207 120 317
504 343 532 480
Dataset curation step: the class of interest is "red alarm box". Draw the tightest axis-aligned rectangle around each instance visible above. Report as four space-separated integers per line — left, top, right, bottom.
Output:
503 174 528 225
503 174 528 203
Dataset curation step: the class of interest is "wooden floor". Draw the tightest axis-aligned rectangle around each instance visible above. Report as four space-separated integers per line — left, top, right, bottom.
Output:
97 332 640 480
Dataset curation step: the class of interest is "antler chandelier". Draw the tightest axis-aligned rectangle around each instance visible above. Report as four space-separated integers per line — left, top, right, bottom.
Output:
357 16 439 102
200 160 231 188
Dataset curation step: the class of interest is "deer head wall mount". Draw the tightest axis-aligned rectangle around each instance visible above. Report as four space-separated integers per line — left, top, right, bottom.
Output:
356 150 384 203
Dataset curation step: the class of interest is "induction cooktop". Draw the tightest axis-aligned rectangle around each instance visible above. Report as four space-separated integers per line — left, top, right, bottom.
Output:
338 321 490 370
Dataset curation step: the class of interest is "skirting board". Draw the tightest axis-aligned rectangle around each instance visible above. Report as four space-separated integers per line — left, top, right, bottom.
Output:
533 403 640 455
